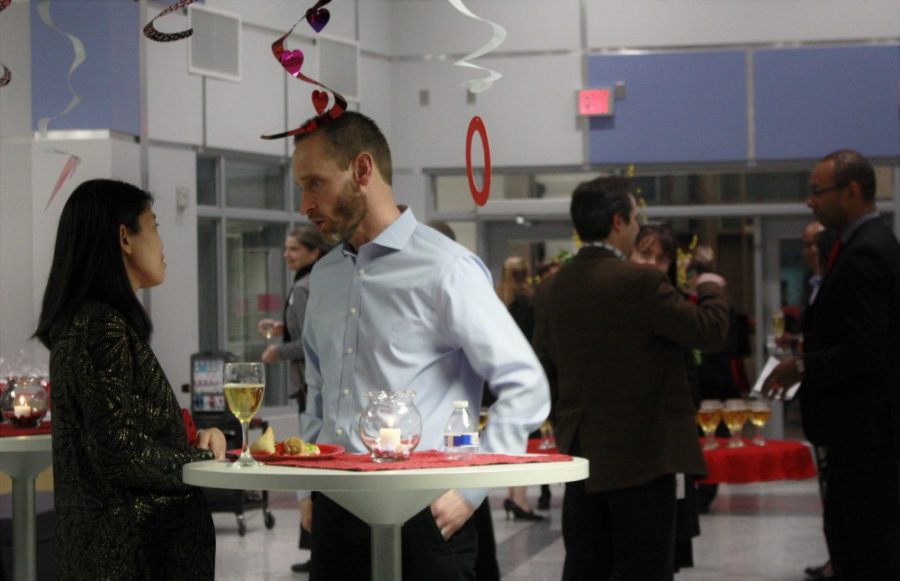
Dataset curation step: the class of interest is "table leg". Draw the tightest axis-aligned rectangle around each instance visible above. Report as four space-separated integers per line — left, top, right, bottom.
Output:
11 475 36 581
371 524 402 581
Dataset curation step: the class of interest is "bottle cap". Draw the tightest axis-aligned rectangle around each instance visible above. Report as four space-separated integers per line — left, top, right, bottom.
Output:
453 400 469 408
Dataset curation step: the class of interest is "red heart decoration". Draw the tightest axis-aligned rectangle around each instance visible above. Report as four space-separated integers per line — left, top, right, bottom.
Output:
312 90 329 115
279 49 304 77
307 8 330 33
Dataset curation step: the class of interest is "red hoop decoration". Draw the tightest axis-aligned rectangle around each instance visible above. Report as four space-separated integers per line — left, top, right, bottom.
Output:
465 115 491 206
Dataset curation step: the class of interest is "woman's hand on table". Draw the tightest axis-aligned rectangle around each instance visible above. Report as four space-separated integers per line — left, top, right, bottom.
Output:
430 490 475 540
196 428 227 460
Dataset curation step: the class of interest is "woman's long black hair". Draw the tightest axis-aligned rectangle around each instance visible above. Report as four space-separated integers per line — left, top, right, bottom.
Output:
34 179 154 348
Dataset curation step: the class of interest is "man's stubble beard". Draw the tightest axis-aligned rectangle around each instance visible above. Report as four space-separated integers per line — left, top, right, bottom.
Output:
327 180 368 246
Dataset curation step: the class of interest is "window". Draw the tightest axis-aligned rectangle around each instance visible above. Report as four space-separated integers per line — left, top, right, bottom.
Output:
197 154 297 408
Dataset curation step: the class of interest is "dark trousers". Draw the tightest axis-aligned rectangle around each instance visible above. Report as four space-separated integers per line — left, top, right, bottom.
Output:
473 499 500 581
822 447 900 581
310 493 478 581
562 475 677 581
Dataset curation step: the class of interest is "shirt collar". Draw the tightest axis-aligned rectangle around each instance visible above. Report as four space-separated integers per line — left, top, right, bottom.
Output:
840 210 880 243
340 206 415 257
581 241 627 261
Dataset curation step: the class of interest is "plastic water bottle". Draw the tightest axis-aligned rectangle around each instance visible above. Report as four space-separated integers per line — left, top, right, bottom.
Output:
443 400 479 460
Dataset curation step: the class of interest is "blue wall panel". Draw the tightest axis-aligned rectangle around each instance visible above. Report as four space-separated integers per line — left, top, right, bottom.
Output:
31 0 139 136
588 51 747 165
754 46 900 161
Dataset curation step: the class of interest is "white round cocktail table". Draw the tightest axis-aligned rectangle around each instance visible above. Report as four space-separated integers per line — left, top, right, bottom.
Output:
184 455 588 581
0 434 52 581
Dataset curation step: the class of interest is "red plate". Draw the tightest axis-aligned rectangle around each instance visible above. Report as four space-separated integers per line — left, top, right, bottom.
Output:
250 442 345 462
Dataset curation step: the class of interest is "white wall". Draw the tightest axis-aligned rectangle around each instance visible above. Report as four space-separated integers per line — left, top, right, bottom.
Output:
147 145 199 408
145 5 203 146
584 0 900 48
205 25 287 157
0 1 35 363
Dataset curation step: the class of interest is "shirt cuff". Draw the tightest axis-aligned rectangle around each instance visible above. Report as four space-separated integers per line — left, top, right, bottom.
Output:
458 487 488 510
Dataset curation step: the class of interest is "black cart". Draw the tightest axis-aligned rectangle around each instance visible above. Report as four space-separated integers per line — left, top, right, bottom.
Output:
190 352 275 536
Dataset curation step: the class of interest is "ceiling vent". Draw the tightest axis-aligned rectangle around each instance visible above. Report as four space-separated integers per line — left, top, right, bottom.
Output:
188 5 242 83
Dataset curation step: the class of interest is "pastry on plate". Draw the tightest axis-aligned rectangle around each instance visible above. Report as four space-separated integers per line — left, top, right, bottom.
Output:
250 426 276 455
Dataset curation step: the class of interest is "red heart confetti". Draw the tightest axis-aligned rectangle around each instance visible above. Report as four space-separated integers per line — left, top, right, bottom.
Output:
307 7 330 33
312 90 329 114
260 2 347 140
280 49 305 77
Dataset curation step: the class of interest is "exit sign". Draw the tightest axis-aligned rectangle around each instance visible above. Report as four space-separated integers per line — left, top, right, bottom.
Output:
578 88 614 116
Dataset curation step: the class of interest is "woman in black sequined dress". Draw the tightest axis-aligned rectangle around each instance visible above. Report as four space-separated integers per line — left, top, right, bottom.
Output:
34 179 225 581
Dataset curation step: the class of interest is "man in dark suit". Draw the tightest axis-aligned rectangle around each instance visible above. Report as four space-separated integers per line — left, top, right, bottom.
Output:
764 150 900 581
532 176 729 581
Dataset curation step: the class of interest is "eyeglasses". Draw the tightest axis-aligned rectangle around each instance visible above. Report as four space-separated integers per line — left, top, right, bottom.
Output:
809 184 843 198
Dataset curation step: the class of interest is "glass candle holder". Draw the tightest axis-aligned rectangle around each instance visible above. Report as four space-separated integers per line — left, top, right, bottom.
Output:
359 390 422 462
1 377 50 429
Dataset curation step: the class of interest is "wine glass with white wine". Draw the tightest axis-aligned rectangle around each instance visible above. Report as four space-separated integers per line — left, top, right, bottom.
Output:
224 362 266 468
697 400 723 450
722 399 750 448
749 400 772 446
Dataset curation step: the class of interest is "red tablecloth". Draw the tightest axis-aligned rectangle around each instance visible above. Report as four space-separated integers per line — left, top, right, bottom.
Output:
233 449 572 471
698 438 817 484
0 422 51 437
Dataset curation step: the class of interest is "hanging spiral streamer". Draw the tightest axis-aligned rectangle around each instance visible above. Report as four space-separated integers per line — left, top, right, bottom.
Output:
0 0 12 87
35 0 85 210
447 0 507 94
143 0 199 43
260 1 347 140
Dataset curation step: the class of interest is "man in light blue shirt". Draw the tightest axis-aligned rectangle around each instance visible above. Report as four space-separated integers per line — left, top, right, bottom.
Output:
293 111 550 580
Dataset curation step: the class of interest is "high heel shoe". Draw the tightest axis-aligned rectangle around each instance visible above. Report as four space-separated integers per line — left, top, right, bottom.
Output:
503 498 545 521
537 485 551 510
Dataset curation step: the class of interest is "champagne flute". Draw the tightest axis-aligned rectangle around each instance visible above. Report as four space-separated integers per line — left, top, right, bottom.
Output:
772 313 787 356
772 314 785 341
259 320 275 341
697 400 723 450
224 362 266 468
722 399 749 448
749 400 772 446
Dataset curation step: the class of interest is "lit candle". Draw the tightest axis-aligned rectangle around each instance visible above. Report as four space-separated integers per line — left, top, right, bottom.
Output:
14 395 31 418
379 428 401 449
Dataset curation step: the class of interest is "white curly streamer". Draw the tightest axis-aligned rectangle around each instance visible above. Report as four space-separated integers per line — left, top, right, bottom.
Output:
35 0 84 210
447 0 506 94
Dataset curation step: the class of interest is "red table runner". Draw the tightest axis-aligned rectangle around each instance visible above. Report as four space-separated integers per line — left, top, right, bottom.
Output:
698 438 817 484
0 422 51 437
245 449 572 471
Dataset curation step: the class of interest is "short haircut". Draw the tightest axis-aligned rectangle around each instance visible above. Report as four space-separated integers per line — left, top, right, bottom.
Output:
34 179 154 347
820 149 876 202
294 111 392 185
570 176 634 242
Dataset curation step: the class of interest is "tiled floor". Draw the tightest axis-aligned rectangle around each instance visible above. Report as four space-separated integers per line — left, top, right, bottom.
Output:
214 478 828 580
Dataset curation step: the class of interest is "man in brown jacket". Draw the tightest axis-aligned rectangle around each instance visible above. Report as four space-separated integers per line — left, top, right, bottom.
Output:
532 176 729 581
